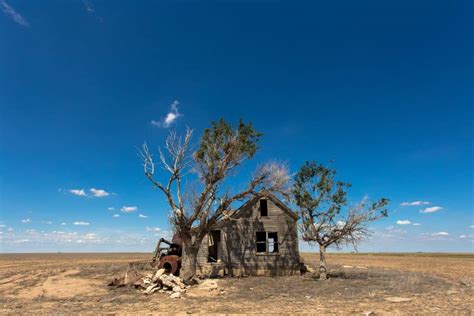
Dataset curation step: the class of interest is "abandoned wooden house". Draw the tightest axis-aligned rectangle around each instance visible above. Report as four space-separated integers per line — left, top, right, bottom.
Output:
182 189 301 277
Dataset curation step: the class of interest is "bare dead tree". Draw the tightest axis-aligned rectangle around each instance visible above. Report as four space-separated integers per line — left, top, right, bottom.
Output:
292 161 389 280
140 119 289 278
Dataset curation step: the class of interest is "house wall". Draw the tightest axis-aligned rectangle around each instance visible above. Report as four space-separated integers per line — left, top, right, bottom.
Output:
221 197 300 276
182 195 301 277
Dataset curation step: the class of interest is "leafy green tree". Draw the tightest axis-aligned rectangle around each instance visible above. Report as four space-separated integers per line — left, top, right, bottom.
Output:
140 119 289 278
292 161 388 280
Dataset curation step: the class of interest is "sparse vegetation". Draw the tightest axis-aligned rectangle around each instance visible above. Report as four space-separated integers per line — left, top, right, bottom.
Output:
292 161 389 280
0 253 472 314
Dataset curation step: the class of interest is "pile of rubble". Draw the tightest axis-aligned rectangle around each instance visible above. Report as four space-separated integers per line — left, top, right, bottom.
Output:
109 268 190 298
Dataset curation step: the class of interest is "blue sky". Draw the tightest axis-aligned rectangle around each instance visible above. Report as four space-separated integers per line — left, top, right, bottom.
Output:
0 0 472 253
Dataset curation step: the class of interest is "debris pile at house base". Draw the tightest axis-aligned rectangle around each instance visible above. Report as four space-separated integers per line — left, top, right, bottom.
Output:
109 268 221 298
109 268 188 298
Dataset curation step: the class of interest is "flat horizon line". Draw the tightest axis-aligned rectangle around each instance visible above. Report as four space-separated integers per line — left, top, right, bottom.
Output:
0 251 473 255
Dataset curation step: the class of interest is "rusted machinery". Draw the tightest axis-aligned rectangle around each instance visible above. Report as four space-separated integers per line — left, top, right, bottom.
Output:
129 236 182 276
152 237 182 275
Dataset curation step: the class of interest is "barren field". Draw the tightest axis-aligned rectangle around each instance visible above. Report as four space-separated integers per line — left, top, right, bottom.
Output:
0 252 472 315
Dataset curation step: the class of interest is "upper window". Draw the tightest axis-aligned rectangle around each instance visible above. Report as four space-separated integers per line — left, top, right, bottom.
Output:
259 199 268 217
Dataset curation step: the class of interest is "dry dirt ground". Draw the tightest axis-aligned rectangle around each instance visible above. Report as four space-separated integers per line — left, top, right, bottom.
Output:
0 252 472 315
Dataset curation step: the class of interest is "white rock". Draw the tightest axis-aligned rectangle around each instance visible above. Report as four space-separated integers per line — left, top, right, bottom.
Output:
170 292 181 299
384 296 414 303
152 268 166 282
144 284 159 295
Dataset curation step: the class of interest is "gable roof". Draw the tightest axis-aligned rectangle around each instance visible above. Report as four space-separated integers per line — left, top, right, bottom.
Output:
230 189 298 220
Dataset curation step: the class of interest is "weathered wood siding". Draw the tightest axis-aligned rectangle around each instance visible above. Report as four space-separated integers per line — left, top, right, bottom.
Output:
220 197 300 276
182 192 301 276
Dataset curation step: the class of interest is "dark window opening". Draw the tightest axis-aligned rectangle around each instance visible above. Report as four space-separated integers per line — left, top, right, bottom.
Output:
259 199 268 217
256 231 267 253
207 230 221 263
256 231 279 254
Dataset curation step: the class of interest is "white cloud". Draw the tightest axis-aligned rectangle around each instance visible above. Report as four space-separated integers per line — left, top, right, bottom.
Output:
138 214 148 219
1 229 161 249
146 227 161 232
43 221 52 225
400 201 430 206
412 223 421 226
83 0 95 13
0 224 6 228
459 235 467 239
84 233 98 239
1 0 29 27
432 232 449 236
90 188 110 197
60 222 67 226
396 220 411 225
82 0 103 22
121 206 138 213
420 206 443 214
13 239 30 243
69 189 87 197
108 207 115 211
151 100 182 128
73 221 90 226
469 225 474 229
112 214 120 218
21 218 31 224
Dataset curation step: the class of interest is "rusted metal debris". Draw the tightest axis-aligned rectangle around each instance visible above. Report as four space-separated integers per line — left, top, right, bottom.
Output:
129 237 182 275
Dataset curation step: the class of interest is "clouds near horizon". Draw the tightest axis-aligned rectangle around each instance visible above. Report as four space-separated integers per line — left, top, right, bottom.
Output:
90 188 110 197
73 221 90 226
420 206 443 214
69 189 87 197
400 201 430 206
121 206 138 213
396 220 411 225
432 232 449 236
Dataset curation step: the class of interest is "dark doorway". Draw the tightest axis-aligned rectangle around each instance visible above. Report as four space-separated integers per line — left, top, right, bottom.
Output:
208 230 221 262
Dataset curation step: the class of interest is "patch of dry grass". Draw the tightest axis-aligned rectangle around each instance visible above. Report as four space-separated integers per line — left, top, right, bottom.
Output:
0 253 472 314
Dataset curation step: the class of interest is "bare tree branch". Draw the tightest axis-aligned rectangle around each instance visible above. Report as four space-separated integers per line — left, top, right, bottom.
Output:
293 161 389 279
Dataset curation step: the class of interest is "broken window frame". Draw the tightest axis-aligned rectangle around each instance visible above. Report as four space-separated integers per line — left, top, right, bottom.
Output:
268 232 279 253
255 231 279 254
207 230 221 263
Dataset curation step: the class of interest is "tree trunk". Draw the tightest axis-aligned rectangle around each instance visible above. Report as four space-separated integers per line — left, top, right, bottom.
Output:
319 244 328 280
182 243 200 279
